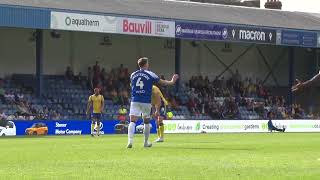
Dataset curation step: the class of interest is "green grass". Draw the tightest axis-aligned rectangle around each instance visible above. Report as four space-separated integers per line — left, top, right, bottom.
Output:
0 133 320 180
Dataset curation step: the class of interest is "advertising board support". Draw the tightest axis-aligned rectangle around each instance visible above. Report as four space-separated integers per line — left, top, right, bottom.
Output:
288 47 294 108
36 29 44 98
175 38 181 91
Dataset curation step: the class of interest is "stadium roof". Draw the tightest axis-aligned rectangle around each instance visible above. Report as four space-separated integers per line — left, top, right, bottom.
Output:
1 0 320 31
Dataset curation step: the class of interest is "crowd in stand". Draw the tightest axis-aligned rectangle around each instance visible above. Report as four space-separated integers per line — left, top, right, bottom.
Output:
0 77 62 121
0 64 315 121
185 70 310 120
85 61 131 106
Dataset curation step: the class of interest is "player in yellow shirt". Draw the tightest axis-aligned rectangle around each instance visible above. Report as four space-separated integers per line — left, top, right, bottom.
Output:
86 88 104 137
151 85 168 142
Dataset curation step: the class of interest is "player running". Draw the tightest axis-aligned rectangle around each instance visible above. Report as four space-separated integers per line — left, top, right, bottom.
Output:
152 85 168 143
127 57 178 148
86 88 104 137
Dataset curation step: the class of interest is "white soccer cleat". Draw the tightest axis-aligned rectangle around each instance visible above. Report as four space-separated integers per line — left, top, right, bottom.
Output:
144 143 152 148
154 138 164 143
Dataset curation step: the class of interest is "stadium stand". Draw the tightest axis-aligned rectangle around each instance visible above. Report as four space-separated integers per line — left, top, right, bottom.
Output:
0 61 310 121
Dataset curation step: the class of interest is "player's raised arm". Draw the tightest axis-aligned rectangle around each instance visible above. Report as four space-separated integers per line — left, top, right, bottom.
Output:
292 72 320 92
158 74 179 86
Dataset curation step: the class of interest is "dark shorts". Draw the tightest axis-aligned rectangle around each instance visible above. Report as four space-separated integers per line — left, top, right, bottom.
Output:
91 113 102 123
159 106 167 119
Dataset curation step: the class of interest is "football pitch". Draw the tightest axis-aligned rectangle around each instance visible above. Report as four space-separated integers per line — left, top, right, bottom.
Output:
0 133 319 180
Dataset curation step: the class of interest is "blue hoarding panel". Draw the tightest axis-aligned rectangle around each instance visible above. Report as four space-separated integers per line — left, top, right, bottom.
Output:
175 21 228 41
0 5 50 29
13 120 157 136
175 21 277 45
228 26 276 44
281 30 317 48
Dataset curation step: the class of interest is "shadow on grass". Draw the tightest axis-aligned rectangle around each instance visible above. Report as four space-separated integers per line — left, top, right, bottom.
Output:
0 135 50 139
180 141 221 144
165 146 255 151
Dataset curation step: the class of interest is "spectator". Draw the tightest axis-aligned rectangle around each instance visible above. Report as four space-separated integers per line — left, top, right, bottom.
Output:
93 61 101 77
188 97 198 115
17 102 27 114
118 64 125 74
16 93 24 102
51 110 61 120
100 68 107 81
118 90 129 106
118 105 128 122
233 69 242 83
74 72 83 84
65 66 74 80
0 109 7 120
4 91 15 103
87 67 93 89
0 85 5 103
168 96 179 110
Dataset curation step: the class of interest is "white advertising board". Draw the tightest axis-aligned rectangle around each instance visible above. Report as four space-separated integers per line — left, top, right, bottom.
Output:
164 120 320 133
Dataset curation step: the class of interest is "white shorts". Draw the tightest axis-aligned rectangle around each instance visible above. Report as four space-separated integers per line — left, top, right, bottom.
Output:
129 102 152 118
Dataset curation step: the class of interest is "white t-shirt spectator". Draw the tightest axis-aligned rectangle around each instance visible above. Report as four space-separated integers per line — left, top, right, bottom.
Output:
6 115 14 120
17 94 24 100
0 112 7 120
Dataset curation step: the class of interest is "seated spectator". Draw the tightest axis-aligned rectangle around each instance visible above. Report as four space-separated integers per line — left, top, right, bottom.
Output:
17 101 32 114
188 97 198 115
118 90 129 106
0 115 8 127
118 105 128 122
16 93 24 102
100 68 107 81
0 109 7 120
15 112 25 120
51 110 61 120
168 96 179 110
65 66 74 80
74 72 83 84
118 64 125 74
4 91 15 103
293 104 304 119
223 109 235 119
6 114 15 121
0 85 5 103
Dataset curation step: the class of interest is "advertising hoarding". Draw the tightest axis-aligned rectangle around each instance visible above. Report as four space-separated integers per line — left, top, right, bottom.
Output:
164 120 320 133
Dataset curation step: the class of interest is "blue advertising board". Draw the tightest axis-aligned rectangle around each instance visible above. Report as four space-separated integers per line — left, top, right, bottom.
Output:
175 21 276 45
175 21 228 41
228 26 276 44
281 30 317 47
12 120 157 136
